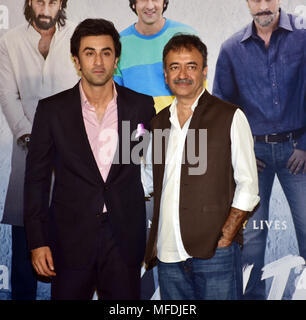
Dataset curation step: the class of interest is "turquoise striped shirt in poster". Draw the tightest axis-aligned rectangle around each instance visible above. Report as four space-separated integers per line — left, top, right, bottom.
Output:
114 19 197 113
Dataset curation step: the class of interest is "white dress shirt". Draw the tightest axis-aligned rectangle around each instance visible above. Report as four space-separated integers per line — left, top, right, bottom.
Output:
0 21 80 139
142 89 260 263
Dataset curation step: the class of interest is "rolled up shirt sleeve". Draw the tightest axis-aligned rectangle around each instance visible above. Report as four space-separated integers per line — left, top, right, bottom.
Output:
231 109 260 212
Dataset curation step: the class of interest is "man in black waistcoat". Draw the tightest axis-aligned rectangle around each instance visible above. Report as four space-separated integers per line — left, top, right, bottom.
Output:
143 34 260 300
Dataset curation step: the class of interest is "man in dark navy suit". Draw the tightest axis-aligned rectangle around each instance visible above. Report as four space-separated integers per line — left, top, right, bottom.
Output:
24 18 155 300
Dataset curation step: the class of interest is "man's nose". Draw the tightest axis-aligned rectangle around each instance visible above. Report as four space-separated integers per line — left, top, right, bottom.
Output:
42 4 51 16
259 0 269 12
145 0 155 10
94 53 104 66
178 67 188 79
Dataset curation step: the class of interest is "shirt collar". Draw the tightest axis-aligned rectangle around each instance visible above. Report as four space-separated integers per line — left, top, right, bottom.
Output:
240 21 254 43
79 81 118 110
278 9 293 32
132 18 169 40
240 9 293 43
169 88 205 124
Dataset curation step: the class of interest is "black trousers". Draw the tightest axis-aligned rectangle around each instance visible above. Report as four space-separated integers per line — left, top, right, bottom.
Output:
51 214 141 300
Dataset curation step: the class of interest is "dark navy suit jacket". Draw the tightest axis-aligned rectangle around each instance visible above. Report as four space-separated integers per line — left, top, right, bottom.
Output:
24 82 155 269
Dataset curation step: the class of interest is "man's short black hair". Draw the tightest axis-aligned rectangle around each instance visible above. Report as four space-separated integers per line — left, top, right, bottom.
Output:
24 0 68 28
129 0 169 15
70 18 121 59
163 34 208 70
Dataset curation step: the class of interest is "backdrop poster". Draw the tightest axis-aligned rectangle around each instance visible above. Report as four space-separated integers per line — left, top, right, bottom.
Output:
0 0 306 300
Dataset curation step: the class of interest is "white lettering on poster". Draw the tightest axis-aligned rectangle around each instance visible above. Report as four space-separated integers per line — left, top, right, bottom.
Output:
252 220 287 230
243 255 306 300
292 267 306 300
261 255 305 300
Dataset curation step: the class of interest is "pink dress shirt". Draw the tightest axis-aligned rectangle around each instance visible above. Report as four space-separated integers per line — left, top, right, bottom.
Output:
80 82 118 212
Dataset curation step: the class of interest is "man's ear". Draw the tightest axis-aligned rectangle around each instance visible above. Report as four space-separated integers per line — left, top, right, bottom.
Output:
163 68 168 84
202 66 208 80
73 56 81 71
114 57 119 69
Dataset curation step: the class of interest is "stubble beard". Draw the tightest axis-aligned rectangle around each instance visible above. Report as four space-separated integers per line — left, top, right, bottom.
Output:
252 10 279 27
84 70 114 87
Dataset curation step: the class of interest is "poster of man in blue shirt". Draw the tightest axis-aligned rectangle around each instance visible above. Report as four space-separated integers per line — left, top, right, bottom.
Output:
213 0 306 299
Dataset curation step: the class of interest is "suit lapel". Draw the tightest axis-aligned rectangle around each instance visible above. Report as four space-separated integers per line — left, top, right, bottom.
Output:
67 82 143 185
68 82 105 185
106 83 136 184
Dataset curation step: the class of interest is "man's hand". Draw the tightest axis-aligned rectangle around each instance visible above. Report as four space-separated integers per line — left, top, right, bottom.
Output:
217 236 232 248
217 207 247 248
31 246 56 277
287 148 306 175
256 158 266 173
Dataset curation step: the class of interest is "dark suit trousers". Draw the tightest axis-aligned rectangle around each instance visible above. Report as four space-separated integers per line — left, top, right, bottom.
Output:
51 214 141 300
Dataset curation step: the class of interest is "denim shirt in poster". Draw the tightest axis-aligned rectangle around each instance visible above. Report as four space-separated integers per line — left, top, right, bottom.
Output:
213 9 306 150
